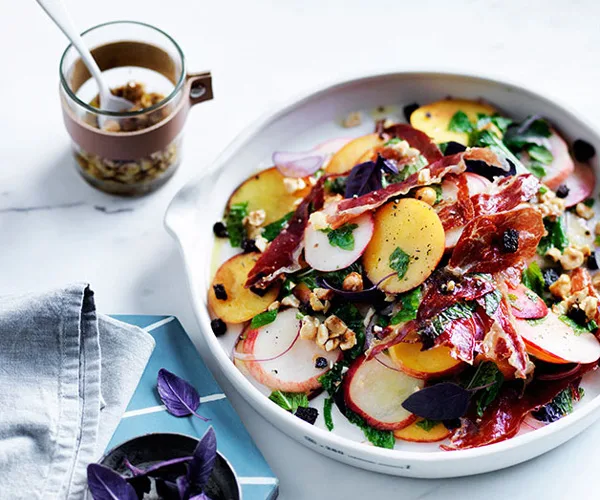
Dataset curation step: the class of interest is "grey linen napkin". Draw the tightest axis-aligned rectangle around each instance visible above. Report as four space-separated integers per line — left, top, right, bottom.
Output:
0 284 155 499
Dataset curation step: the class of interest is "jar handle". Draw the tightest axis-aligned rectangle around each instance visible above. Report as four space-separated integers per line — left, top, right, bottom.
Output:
186 72 213 106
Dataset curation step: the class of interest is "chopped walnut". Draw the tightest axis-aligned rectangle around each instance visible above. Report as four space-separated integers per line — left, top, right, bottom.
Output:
245 209 266 227
339 331 357 350
314 288 335 301
560 246 585 270
417 168 431 184
576 202 595 220
316 324 329 346
321 315 357 351
325 338 341 351
309 293 329 312
342 111 362 128
281 295 300 308
283 177 307 194
342 272 363 292
254 235 268 252
267 301 280 312
414 186 437 206
300 315 320 340
545 247 562 262
581 296 599 320
549 273 571 299
534 190 565 219
308 211 329 231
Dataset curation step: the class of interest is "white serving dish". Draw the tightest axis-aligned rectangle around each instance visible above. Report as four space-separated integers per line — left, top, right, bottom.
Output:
165 71 600 478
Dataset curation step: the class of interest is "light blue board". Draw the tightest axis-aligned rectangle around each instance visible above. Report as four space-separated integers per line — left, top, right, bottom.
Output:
107 315 279 500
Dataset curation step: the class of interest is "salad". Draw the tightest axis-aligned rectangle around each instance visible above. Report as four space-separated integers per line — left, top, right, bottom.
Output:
208 97 600 450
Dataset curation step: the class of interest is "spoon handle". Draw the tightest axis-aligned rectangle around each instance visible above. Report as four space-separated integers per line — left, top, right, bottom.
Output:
36 0 110 98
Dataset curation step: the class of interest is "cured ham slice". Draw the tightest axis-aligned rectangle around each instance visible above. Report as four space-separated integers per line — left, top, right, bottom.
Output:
245 179 325 289
436 174 474 231
383 124 443 164
328 148 502 229
471 174 540 216
449 207 544 275
443 364 595 450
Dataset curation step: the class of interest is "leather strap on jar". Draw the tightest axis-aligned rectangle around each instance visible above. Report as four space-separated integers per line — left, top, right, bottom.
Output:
61 41 213 161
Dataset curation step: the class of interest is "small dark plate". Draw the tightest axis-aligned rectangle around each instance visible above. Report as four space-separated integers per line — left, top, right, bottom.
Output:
100 432 242 500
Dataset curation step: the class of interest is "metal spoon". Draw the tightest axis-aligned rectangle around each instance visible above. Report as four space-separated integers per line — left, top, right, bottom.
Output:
36 0 134 125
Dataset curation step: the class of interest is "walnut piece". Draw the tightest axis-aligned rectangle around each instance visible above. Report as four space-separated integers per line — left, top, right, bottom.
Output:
342 272 364 292
549 273 571 299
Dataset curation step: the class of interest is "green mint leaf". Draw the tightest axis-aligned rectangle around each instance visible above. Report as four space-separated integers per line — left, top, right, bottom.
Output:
384 137 402 146
324 176 347 195
323 397 334 431
538 185 549 194
470 129 528 173
584 198 595 208
250 309 278 329
521 261 546 297
424 302 475 343
491 116 513 134
595 235 600 247
225 202 249 247
391 287 422 324
345 408 394 449
467 361 504 417
389 247 411 280
537 216 569 255
527 162 547 179
527 144 554 165
558 315 590 336
504 117 551 150
432 184 443 205
482 290 502 317
415 419 438 432
262 212 294 242
526 316 548 327
321 223 358 251
551 387 575 416
448 111 473 133
268 390 309 413
318 360 349 395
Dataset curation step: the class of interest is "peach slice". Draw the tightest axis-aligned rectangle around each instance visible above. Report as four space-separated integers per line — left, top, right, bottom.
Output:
394 419 451 442
388 342 464 380
363 198 445 294
227 167 311 225
208 253 280 324
325 133 384 174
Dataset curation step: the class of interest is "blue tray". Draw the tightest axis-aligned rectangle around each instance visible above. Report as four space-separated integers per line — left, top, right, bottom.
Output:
107 315 278 500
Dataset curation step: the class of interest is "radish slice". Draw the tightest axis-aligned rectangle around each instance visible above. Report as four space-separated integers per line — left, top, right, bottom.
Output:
274 137 352 177
304 208 374 272
538 130 575 190
516 311 600 364
508 284 548 319
344 355 424 430
562 161 596 208
241 308 341 392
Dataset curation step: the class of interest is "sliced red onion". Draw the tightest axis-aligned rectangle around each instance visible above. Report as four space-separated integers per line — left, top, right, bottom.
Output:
374 352 402 372
537 364 581 381
273 137 352 178
233 330 300 363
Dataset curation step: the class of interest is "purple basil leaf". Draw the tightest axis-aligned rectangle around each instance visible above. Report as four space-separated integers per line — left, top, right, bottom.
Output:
376 154 398 175
317 277 385 302
87 464 138 500
187 427 217 490
401 382 471 420
139 456 193 478
123 458 144 477
157 369 208 421
155 479 181 500
190 494 212 500
344 161 380 198
177 475 190 499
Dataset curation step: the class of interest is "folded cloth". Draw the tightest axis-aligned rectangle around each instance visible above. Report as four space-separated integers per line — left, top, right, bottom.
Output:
0 284 155 500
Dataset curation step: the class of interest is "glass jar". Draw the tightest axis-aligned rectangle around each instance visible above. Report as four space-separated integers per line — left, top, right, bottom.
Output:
59 21 213 196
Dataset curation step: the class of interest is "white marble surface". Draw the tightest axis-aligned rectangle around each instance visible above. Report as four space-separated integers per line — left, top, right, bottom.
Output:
4 0 600 498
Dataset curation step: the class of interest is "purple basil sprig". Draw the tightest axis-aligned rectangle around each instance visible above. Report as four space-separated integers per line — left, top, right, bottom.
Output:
187 427 217 490
157 368 209 421
344 154 398 198
87 464 138 500
401 382 471 421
